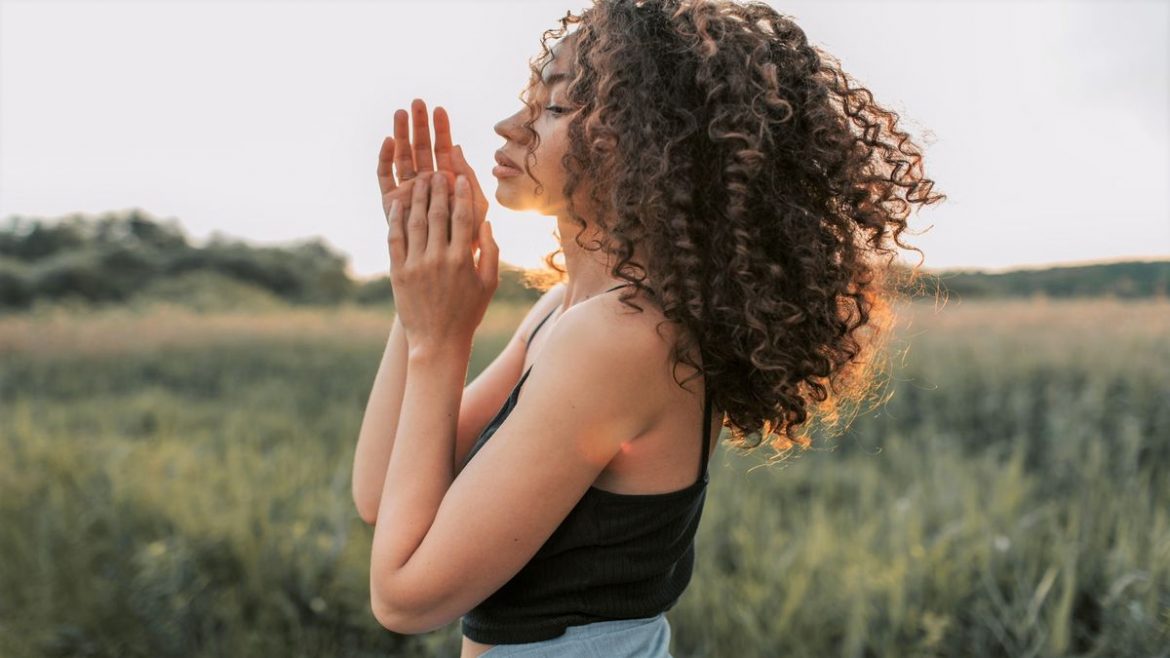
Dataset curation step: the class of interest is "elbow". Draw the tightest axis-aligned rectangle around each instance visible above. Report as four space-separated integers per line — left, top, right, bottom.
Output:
354 498 377 526
371 588 425 635
374 604 450 636
352 480 378 526
372 600 415 634
371 569 444 635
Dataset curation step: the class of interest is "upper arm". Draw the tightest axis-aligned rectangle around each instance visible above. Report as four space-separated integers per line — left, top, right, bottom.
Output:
453 284 565 474
374 301 660 632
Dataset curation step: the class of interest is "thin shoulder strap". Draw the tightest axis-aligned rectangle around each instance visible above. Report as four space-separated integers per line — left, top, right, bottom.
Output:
699 387 713 479
526 283 633 344
526 307 558 344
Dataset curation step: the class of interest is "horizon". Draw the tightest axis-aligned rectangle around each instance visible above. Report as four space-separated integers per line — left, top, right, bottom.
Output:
4 206 1170 283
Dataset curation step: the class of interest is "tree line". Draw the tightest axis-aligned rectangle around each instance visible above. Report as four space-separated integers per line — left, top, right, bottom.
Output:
1 210 1165 312
0 210 542 311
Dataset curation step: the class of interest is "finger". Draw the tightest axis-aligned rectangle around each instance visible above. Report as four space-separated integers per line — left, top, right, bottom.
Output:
450 175 473 251
393 110 416 182
426 171 450 255
387 199 407 271
432 106 456 189
406 172 432 262
477 221 499 290
378 136 398 196
451 145 483 241
411 98 434 174
384 185 413 222
455 145 486 225
454 144 487 204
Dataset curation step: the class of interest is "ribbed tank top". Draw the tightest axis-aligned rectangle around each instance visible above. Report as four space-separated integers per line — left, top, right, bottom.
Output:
459 283 715 644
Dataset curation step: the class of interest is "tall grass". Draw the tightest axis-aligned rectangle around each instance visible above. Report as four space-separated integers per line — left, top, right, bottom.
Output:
1 298 1167 657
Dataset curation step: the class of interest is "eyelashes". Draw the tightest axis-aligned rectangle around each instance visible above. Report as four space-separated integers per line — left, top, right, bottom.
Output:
544 106 567 116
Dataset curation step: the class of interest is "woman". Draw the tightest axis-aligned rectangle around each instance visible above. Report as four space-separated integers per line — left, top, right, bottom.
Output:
353 1 945 656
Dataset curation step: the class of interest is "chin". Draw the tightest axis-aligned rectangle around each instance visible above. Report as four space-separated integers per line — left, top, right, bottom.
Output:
493 185 538 213
492 187 520 211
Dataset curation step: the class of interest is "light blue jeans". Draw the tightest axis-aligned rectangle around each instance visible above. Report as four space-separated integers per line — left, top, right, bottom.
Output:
478 613 673 657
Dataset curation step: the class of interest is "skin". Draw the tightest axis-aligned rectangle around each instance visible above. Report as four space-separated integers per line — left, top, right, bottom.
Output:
491 35 653 316
379 36 709 658
385 169 499 356
378 100 489 255
379 34 650 326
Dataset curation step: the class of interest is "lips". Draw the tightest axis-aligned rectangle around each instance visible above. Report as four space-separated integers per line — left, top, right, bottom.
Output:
495 150 522 171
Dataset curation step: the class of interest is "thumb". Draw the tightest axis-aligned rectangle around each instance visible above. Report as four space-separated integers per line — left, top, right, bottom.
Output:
453 145 487 204
452 145 471 177
477 221 499 289
453 145 483 235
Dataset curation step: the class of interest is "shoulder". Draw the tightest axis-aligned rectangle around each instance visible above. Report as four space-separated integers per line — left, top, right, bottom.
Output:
519 283 567 346
527 290 679 435
573 287 687 370
561 288 672 363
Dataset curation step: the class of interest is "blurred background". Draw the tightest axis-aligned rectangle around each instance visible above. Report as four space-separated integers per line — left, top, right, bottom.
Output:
1 1 1167 657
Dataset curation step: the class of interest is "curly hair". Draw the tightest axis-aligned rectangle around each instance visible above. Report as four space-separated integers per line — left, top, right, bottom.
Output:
516 0 946 461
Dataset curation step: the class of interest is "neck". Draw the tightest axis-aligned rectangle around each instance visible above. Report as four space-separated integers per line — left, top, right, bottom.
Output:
553 212 644 311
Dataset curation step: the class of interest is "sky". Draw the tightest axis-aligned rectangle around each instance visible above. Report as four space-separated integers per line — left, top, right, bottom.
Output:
1 0 1167 281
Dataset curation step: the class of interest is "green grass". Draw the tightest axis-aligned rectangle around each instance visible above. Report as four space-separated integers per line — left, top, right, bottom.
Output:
1 298 1167 657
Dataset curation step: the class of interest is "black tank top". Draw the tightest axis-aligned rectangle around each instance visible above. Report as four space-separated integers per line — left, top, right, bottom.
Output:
459 283 716 644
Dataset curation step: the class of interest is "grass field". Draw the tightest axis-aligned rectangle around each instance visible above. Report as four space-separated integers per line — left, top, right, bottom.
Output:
1 298 1167 657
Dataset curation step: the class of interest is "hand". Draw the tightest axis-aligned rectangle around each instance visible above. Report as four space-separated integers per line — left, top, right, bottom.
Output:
386 170 499 355
377 99 490 254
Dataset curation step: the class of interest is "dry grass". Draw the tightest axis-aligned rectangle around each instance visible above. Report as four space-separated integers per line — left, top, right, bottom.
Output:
0 301 530 359
1 297 1168 657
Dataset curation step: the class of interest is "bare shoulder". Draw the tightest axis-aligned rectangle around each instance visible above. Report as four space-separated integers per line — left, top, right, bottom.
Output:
579 287 690 362
564 288 671 347
519 297 665 444
519 283 567 346
554 288 697 411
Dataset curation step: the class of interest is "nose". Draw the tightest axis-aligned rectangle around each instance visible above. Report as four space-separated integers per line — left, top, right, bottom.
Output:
493 106 529 144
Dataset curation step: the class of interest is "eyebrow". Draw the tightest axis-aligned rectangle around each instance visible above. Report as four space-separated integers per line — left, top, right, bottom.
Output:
540 71 571 88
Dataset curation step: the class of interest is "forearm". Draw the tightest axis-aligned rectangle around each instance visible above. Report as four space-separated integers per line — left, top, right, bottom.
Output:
352 312 410 524
371 343 469 580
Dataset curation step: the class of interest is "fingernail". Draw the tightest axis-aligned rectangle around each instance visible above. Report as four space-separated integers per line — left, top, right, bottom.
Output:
457 175 468 192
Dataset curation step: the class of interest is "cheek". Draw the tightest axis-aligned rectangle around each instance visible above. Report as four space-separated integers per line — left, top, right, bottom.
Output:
535 128 569 174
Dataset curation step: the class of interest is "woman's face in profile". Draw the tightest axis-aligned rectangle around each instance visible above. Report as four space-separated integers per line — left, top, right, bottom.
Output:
492 39 581 216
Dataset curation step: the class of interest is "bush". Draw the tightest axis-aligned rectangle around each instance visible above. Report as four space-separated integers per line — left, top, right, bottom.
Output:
127 270 288 313
0 258 33 309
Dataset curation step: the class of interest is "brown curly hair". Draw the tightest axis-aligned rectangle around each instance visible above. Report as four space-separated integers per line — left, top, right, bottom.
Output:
516 0 946 461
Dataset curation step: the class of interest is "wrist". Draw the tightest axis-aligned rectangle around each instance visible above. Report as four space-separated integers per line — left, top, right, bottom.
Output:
408 339 472 367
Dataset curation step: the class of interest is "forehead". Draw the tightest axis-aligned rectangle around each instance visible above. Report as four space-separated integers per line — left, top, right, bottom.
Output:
549 37 574 62
540 39 575 86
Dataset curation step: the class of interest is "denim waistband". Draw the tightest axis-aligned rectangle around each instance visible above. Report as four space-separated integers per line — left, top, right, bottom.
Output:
479 613 672 657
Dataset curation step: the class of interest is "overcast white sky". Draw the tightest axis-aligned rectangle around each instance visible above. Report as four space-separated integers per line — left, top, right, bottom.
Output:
1 0 1167 281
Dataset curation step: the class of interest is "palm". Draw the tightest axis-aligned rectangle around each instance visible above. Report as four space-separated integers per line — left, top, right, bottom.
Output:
377 99 488 249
